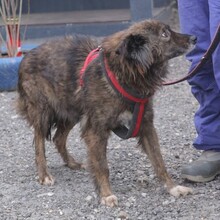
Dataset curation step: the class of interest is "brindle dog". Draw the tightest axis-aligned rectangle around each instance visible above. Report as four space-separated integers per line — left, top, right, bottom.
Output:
17 20 196 207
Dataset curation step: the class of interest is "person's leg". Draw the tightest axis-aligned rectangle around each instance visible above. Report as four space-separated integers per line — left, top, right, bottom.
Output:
178 0 220 182
209 0 220 89
194 0 220 150
178 0 220 150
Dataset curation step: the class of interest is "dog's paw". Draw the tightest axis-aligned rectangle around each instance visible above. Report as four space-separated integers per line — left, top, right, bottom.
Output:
169 185 193 197
39 174 55 186
101 195 118 207
80 163 87 170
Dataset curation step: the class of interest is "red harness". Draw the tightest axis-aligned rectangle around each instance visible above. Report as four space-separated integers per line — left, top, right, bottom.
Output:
80 47 149 139
80 48 100 86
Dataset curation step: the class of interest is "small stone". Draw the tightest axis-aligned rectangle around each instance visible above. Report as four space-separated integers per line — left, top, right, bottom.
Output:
118 210 129 219
141 193 147 197
94 208 99 213
88 215 95 220
85 195 93 202
47 192 54 197
170 197 176 203
125 201 131 208
162 200 169 205
149 174 155 179
137 176 148 185
37 192 54 198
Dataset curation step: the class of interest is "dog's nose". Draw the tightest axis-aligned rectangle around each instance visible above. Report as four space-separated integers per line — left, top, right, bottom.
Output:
190 35 197 45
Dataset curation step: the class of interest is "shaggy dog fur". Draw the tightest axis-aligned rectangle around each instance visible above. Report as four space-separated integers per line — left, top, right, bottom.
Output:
17 20 196 207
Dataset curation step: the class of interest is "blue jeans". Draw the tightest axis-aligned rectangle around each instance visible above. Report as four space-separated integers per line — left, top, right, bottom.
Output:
178 0 220 150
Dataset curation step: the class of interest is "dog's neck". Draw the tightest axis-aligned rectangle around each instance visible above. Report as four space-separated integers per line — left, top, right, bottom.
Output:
103 50 168 97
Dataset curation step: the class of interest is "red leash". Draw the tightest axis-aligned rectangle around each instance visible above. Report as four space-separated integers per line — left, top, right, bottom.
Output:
163 24 220 86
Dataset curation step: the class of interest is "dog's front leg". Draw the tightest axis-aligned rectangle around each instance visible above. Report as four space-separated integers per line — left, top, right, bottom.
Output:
84 128 118 207
139 124 192 197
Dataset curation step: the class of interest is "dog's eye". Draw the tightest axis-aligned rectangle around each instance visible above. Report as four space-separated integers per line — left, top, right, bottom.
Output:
161 31 169 38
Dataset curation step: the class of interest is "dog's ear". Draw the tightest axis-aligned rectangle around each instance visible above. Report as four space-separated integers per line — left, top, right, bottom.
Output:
116 34 154 69
116 34 146 57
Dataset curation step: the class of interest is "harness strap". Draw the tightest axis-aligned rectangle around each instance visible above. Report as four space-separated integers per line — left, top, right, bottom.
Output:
103 54 149 103
80 48 149 139
112 103 145 138
80 48 100 86
100 50 149 139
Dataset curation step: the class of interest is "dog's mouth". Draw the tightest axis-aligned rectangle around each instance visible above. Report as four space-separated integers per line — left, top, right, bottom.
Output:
166 42 196 60
165 49 188 60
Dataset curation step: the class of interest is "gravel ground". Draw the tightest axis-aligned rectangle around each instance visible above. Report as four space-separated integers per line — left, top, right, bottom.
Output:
1 13 220 220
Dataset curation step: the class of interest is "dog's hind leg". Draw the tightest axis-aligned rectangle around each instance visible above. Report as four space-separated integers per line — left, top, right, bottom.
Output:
34 129 55 186
53 122 82 169
83 128 118 207
139 123 192 197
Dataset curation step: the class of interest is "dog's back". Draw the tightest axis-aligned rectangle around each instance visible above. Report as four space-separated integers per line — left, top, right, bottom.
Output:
17 35 99 139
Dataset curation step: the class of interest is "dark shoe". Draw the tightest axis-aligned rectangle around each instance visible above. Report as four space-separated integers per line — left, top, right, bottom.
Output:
182 151 220 182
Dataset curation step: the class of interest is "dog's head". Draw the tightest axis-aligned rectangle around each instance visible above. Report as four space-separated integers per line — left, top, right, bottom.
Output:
102 20 196 93
103 20 196 72
117 20 196 65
